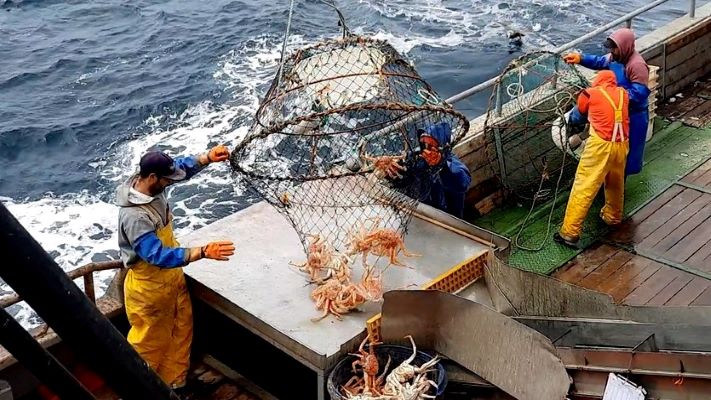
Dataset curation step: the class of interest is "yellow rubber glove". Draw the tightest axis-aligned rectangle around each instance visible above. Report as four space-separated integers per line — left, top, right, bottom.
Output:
202 241 235 261
563 52 581 64
207 145 230 162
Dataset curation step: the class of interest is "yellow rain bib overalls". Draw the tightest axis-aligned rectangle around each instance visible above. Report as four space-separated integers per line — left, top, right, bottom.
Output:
124 205 193 388
560 87 629 241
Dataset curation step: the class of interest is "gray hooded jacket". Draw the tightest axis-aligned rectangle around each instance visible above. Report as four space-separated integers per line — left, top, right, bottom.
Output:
116 175 189 267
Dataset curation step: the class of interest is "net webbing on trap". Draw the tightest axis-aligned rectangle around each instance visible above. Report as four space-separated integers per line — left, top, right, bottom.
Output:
230 35 469 252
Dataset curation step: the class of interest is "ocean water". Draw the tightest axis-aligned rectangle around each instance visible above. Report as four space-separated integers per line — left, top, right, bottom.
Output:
0 0 704 327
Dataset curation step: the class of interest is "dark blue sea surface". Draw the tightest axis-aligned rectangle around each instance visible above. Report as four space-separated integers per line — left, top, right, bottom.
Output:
0 0 705 326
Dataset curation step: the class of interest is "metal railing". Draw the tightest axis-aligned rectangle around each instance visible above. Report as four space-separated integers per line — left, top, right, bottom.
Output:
0 260 123 308
446 0 701 104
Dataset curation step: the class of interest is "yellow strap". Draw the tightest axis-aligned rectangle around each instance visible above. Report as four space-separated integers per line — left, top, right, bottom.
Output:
597 87 624 123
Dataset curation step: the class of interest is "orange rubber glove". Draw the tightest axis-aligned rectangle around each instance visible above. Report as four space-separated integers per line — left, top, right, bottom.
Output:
207 145 230 162
563 52 581 64
201 241 235 261
421 149 442 166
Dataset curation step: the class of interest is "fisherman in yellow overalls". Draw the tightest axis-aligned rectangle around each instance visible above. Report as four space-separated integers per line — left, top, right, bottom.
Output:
555 70 630 247
116 147 235 392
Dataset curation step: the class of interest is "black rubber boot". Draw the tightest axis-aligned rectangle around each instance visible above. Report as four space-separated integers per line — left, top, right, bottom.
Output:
553 232 579 249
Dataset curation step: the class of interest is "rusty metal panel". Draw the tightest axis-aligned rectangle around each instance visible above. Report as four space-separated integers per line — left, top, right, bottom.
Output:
380 290 571 400
558 349 711 379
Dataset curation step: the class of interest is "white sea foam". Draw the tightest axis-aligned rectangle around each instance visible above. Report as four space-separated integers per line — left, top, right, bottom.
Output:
365 29 465 54
357 0 611 51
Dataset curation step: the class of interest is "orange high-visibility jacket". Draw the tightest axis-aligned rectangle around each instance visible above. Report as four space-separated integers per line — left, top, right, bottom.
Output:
577 70 630 142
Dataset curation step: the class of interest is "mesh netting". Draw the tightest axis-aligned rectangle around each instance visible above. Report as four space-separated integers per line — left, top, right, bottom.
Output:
230 35 469 251
483 51 590 202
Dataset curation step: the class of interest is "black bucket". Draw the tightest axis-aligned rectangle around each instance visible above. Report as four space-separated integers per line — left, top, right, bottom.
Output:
327 344 447 399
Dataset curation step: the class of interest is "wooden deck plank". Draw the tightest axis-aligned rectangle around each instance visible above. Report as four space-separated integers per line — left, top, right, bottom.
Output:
607 185 684 244
682 159 711 184
637 192 711 250
665 95 706 120
645 273 694 306
606 257 663 303
553 244 619 284
652 195 711 251
595 255 651 295
661 213 711 264
691 287 711 306
685 236 711 271
622 265 680 305
626 184 684 224
177 362 262 400
575 250 635 291
692 166 711 187
682 100 711 128
619 188 701 243
666 277 711 306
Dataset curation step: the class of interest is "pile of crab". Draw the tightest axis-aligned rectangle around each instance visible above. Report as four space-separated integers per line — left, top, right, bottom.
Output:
292 217 419 321
340 334 440 400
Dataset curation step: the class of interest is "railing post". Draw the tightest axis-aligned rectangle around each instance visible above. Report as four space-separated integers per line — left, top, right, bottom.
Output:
552 58 559 90
689 0 696 18
626 18 633 28
84 273 96 304
495 84 503 117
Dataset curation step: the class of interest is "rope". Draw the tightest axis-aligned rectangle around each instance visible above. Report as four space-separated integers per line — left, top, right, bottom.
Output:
513 144 569 252
276 0 296 89
513 84 579 252
318 0 351 38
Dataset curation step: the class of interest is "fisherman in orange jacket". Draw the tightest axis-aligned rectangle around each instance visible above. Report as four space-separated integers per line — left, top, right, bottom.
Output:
555 70 630 247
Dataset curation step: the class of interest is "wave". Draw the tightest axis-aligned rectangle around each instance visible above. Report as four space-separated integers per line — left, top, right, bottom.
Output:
356 0 614 51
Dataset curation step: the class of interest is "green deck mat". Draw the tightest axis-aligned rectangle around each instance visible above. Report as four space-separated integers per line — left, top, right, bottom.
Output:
472 118 711 274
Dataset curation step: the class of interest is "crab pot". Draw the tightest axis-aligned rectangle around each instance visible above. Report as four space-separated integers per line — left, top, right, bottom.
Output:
230 35 469 252
327 344 447 400
482 51 589 201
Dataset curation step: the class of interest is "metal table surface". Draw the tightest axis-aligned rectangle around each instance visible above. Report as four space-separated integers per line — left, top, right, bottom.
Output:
180 201 487 375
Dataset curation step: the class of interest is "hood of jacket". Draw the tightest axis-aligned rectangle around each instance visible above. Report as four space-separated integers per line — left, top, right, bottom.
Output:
116 175 154 207
592 70 618 88
609 28 649 85
609 28 636 63
421 122 453 146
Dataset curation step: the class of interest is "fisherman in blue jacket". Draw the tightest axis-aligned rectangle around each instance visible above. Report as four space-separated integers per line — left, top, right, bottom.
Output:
563 28 651 175
366 122 472 218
